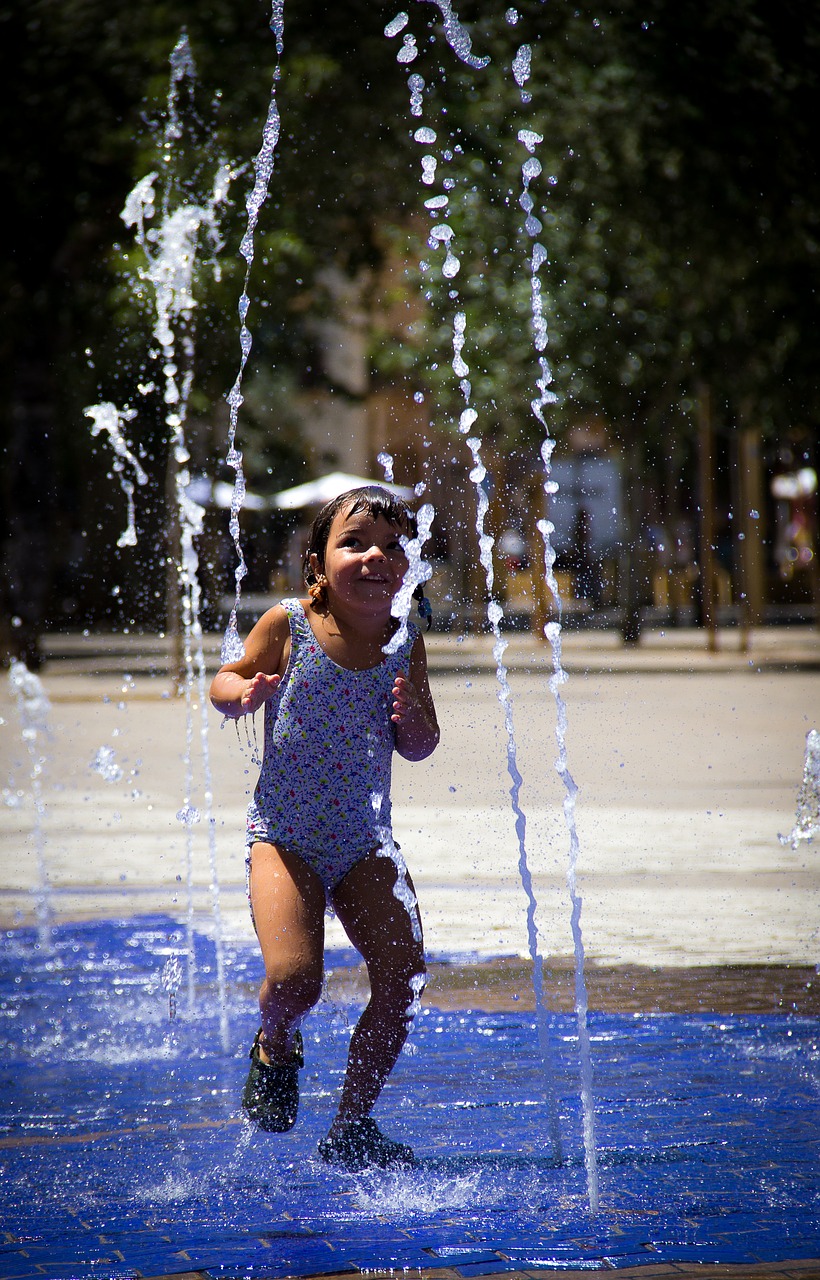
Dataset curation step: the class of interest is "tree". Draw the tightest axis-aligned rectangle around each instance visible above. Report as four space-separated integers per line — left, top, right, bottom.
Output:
2 0 817 648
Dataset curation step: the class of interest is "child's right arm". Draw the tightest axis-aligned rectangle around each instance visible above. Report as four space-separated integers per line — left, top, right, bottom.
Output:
209 605 290 719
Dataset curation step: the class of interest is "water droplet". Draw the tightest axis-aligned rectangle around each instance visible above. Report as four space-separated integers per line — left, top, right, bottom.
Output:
384 12 409 37
397 34 418 63
91 746 123 783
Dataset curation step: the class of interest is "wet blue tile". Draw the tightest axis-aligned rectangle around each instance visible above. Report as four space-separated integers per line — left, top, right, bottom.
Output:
2 915 819 1278
454 1264 535 1277
431 1247 504 1262
500 1244 603 1260
117 1248 197 1272
650 1243 743 1263
601 1256 666 1271
0 1244 123 1269
0 1260 45 1280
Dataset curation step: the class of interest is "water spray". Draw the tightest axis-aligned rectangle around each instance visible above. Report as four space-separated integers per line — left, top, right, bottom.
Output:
221 1 287 664
8 662 54 954
86 32 233 1050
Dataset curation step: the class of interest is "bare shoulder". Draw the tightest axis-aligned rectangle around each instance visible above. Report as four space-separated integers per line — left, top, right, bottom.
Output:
255 603 291 640
220 603 291 678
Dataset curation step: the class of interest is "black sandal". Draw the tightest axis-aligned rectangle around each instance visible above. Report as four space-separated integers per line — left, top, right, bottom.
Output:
318 1116 416 1171
241 1028 303 1132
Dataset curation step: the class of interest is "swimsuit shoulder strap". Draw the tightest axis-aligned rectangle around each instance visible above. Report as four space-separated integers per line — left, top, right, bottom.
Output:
279 598 312 647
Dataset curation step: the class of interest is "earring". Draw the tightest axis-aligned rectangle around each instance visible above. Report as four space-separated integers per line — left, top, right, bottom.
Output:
308 573 327 605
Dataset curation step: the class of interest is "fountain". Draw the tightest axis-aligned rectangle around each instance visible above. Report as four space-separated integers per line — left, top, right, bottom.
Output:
84 32 233 1050
780 728 820 849
380 0 598 1204
7 662 54 954
1 4 818 1277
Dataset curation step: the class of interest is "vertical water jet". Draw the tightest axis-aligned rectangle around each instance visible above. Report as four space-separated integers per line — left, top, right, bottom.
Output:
88 32 233 1050
8 662 54 954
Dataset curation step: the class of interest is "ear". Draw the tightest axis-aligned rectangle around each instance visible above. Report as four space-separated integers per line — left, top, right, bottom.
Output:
308 551 323 580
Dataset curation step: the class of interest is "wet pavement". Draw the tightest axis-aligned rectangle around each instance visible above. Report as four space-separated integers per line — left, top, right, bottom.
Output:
2 628 817 964
0 627 818 1278
0 916 817 1280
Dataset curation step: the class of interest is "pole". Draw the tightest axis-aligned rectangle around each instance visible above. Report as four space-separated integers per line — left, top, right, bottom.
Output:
620 447 642 645
697 384 718 652
738 421 766 628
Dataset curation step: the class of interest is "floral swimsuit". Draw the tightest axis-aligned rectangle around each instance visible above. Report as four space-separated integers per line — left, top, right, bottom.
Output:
246 598 418 893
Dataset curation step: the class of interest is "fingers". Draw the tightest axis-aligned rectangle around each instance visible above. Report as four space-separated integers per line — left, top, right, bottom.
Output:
391 670 418 723
240 671 280 713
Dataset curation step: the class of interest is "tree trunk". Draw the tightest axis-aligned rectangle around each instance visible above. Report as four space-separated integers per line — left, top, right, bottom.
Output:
696 384 718 652
737 416 767 629
619 446 642 645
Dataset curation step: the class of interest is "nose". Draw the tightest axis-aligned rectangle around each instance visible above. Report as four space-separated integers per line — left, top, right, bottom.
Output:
363 541 386 560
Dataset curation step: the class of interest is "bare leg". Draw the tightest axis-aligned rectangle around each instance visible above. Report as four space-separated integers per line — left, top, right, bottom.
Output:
249 842 325 1062
328 848 426 1134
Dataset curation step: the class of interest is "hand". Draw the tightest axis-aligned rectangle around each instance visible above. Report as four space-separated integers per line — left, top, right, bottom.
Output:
240 672 281 715
390 670 419 724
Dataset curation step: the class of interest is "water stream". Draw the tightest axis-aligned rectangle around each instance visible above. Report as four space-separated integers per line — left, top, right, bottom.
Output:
517 115 600 1212
7 662 54 954
220 0 286 665
384 1 595 1200
85 32 233 1050
780 727 820 848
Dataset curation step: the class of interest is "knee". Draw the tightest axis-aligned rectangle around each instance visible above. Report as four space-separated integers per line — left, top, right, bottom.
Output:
372 959 427 1022
263 960 323 1015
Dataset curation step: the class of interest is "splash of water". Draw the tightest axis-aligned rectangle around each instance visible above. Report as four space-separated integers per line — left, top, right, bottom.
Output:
384 503 436 655
779 729 820 848
512 43 532 104
372 801 426 1032
374 817 423 946
93 32 232 1050
84 404 148 547
416 0 491 69
174 478 226 1038
8 662 53 952
91 744 124 783
162 955 184 1020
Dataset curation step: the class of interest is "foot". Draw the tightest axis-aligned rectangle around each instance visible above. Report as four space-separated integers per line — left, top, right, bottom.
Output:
241 1028 303 1132
317 1116 416 1171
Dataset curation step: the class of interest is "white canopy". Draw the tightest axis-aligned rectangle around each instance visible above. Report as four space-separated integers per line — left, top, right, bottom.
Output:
185 476 268 512
271 471 414 511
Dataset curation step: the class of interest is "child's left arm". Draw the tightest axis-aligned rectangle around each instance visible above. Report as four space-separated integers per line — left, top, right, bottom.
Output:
391 634 440 761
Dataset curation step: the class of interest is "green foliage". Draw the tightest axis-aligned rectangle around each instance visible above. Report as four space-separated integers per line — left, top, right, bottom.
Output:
375 0 818 455
1 0 817 632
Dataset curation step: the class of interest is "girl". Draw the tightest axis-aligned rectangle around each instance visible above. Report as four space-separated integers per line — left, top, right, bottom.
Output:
210 486 439 1170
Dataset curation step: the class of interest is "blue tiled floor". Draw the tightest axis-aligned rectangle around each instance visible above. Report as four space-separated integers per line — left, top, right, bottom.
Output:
0 916 818 1279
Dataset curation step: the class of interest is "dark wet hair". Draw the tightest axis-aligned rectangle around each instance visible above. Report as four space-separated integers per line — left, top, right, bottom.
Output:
302 485 418 586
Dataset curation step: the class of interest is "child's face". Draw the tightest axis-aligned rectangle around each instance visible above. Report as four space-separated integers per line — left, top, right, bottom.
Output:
315 504 408 613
